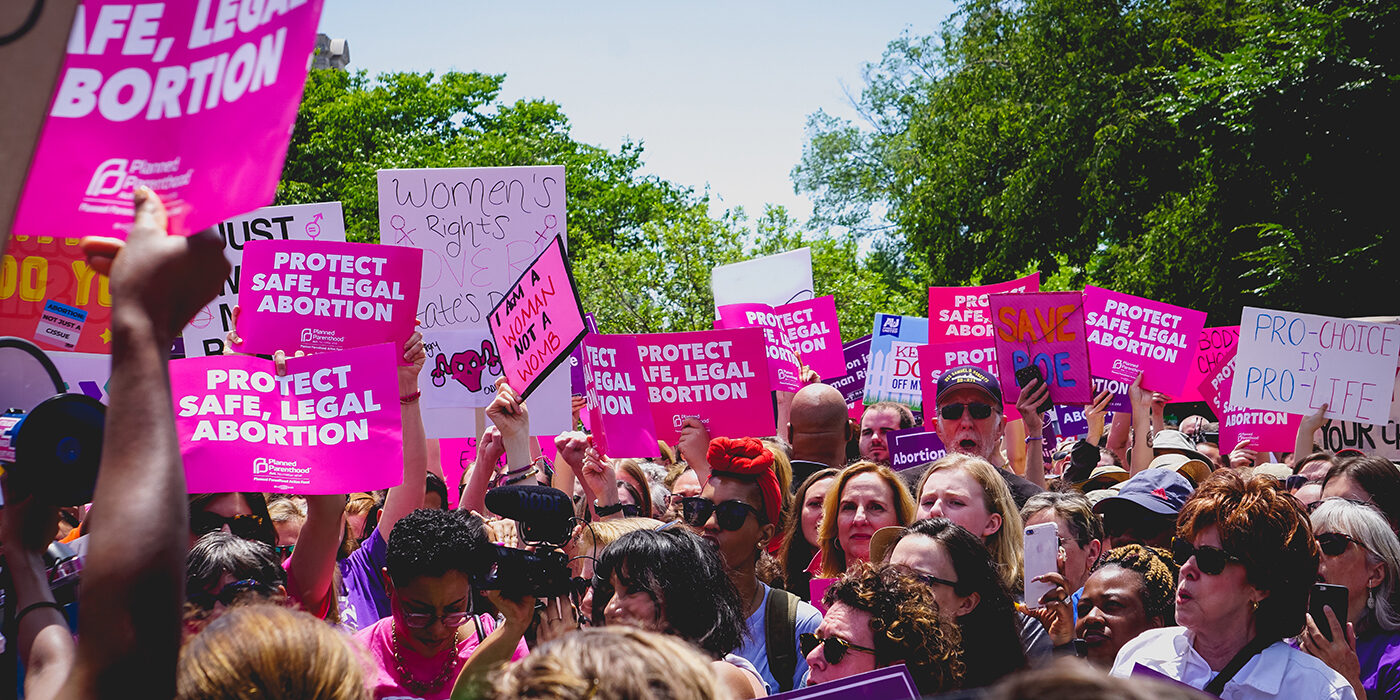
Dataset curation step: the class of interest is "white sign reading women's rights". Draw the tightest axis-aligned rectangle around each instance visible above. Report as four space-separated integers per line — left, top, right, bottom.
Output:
376 167 569 436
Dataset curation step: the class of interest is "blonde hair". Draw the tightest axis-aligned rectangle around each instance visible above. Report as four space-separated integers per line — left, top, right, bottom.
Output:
759 437 795 512
266 497 306 526
573 517 665 562
916 454 1025 591
177 603 368 700
819 462 916 577
491 626 722 700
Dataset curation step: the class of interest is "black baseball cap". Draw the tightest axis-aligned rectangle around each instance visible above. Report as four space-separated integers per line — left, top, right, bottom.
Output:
935 365 1003 405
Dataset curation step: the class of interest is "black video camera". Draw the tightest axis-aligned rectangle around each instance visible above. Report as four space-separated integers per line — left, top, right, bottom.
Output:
476 485 576 598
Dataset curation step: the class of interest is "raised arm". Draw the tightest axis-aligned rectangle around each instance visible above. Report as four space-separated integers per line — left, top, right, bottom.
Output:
68 188 229 698
677 418 712 486
1084 389 1113 446
1295 403 1329 466
458 426 504 515
1014 378 1051 489
484 378 533 480
284 493 346 618
375 329 428 543
1 480 74 700
1128 374 1154 475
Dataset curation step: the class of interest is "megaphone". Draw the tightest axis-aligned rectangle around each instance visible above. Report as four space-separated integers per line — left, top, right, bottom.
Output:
0 337 105 506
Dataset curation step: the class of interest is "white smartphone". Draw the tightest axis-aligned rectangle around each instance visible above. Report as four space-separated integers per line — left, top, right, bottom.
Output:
1023 522 1059 609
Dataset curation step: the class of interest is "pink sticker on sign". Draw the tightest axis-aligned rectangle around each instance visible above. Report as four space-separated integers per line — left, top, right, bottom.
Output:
717 303 803 391
583 334 660 458
928 274 1040 343
918 340 1020 429
173 343 403 494
991 291 1094 405
774 296 845 379
1180 326 1240 403
633 328 774 443
1083 286 1207 396
237 239 422 361
488 236 587 399
14 0 326 239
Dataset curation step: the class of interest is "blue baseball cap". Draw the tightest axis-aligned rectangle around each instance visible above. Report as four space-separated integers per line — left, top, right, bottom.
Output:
1092 468 1194 517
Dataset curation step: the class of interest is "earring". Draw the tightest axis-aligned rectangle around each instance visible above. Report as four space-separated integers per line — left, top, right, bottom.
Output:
1250 599 1259 612
1369 589 1377 611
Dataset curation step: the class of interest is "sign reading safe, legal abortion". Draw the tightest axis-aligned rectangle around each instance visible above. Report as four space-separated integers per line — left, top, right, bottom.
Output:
237 239 422 360
172 343 403 494
632 328 773 443
1232 308 1400 426
928 273 1040 343
582 334 659 458
487 236 587 399
1083 286 1206 396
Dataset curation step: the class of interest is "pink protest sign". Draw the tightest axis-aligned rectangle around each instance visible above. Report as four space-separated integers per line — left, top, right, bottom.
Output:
237 239 422 361
13 0 326 239
1083 286 1207 396
774 296 845 379
928 273 1040 343
488 236 587 399
583 334 660 458
918 340 1020 429
173 342 403 494
716 303 803 391
1181 326 1240 403
633 328 774 443
991 291 1094 405
1202 349 1301 451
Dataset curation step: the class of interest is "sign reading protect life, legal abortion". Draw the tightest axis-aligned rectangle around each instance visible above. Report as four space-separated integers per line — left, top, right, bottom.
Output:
1083 286 1206 396
487 236 587 399
632 328 773 443
172 343 403 494
582 334 659 458
13 0 326 239
928 273 1040 343
237 240 422 360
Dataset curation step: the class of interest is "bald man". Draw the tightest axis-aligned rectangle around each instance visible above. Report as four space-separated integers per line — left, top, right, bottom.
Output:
786 383 853 490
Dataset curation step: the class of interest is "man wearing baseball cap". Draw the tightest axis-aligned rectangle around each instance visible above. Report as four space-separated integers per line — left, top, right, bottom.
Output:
931 365 1051 507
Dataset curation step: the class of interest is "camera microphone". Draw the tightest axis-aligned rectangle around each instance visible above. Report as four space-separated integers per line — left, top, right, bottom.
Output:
484 484 574 546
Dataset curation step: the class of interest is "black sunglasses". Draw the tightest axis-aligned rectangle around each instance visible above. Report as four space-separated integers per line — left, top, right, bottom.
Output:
1317 532 1364 557
940 402 993 421
800 632 878 665
1172 538 1241 576
191 512 269 543
913 571 959 589
188 578 276 610
681 497 763 531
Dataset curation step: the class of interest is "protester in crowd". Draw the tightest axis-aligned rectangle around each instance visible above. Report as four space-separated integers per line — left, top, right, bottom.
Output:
343 492 380 554
356 508 530 700
184 531 289 633
817 461 916 577
1020 492 1105 623
1111 471 1355 698
913 454 1025 593
858 400 914 465
1061 544 1178 668
878 518 1028 688
189 492 277 548
424 472 450 510
591 527 765 698
1092 469 1192 550
267 497 307 562
804 563 965 694
638 460 673 519
615 459 656 522
564 517 664 627
489 627 724 700
1296 451 1338 484
1145 452 1211 488
1320 456 1400 533
176 603 369 700
757 437 795 507
786 384 855 487
685 437 823 692
930 365 1050 501
778 468 839 601
1303 498 1400 698
664 467 703 520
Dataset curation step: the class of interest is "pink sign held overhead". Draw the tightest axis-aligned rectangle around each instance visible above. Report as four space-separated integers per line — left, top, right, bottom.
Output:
928 274 1040 343
991 291 1094 406
237 239 422 361
1180 326 1240 403
1083 286 1206 396
14 0 326 239
918 340 1019 429
1202 348 1301 452
633 328 773 443
774 296 845 379
716 303 803 391
173 343 403 494
488 236 588 400
582 334 660 458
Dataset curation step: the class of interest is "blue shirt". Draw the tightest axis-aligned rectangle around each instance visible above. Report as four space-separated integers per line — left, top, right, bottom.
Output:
735 583 824 692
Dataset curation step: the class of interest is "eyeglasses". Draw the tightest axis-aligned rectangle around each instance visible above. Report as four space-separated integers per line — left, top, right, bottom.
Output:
680 497 763 531
1172 538 1242 576
800 632 878 665
939 402 993 421
913 572 959 589
191 512 269 543
401 608 473 629
273 544 295 559
1317 532 1365 557
188 578 277 610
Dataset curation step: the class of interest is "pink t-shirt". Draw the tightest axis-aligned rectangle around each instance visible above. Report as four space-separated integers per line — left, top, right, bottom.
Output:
354 614 529 700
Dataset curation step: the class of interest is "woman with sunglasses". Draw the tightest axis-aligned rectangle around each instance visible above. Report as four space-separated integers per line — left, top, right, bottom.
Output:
189 492 278 547
1111 471 1355 698
778 468 839 601
817 462 916 578
804 563 965 694
1302 498 1400 699
355 508 531 700
184 531 289 636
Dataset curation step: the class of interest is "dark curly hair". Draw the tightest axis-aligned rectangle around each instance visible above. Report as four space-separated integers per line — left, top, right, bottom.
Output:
824 563 965 695
1091 544 1178 625
385 508 492 586
591 528 745 659
1177 470 1319 642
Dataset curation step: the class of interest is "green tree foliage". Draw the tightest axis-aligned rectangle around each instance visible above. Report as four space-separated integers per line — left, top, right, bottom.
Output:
794 0 1397 322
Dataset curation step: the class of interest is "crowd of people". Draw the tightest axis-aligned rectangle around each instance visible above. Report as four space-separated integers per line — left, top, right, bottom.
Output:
2 190 1398 700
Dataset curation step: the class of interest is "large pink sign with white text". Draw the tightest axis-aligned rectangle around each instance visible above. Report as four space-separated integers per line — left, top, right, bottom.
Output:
582 334 660 458
173 343 403 494
928 274 1040 343
14 0 325 239
1083 286 1206 396
632 328 773 443
717 303 802 391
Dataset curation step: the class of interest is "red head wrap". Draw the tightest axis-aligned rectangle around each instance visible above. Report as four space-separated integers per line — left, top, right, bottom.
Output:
706 437 782 530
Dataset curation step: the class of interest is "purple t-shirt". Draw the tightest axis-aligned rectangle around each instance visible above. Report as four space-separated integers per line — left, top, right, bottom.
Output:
1355 628 1400 699
339 526 391 631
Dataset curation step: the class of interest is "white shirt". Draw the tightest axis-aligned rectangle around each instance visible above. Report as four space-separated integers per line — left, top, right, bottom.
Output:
1110 627 1356 700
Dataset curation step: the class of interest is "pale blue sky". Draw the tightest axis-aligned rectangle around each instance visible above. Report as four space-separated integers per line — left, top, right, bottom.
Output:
318 1 955 223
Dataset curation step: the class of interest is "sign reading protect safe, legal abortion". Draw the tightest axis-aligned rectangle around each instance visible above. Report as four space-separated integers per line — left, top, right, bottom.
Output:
716 303 802 391
172 343 403 493
1083 286 1205 396
582 334 659 458
632 328 773 443
928 273 1040 342
1232 308 1400 426
488 236 587 399
13 0 326 239
237 239 422 360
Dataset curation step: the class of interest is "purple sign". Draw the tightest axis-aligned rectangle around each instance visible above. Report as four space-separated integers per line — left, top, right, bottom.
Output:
887 426 947 472
824 335 872 421
769 665 918 700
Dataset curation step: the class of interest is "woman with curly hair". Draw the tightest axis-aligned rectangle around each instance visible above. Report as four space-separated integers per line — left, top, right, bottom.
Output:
1074 544 1177 667
1110 470 1354 698
804 563 965 695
